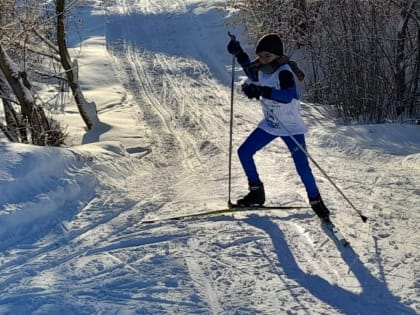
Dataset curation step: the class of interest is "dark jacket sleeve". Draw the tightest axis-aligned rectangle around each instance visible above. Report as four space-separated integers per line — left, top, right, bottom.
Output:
235 51 259 82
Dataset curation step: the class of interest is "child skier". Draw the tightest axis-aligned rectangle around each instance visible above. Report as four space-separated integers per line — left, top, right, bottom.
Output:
227 33 330 221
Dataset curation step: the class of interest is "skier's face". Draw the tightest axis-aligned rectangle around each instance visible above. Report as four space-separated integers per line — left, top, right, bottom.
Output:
257 51 280 65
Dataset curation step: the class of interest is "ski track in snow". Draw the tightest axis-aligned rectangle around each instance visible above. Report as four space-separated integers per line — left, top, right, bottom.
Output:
0 0 418 314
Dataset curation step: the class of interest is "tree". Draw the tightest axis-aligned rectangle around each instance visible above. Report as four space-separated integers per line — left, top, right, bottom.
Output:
393 0 419 117
0 0 65 145
0 0 99 145
56 0 98 130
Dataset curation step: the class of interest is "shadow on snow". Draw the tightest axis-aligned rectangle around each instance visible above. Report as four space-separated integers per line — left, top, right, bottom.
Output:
245 215 416 315
104 4 234 87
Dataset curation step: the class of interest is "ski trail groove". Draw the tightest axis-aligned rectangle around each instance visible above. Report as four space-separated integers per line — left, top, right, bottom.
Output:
184 237 223 315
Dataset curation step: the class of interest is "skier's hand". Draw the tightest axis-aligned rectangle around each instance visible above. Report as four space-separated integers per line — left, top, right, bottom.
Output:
242 83 271 100
227 39 243 56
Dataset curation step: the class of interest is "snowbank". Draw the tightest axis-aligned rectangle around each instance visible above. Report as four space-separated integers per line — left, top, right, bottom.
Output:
0 141 131 245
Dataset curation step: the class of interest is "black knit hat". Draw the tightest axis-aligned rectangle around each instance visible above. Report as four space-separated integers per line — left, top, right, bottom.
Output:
255 33 283 57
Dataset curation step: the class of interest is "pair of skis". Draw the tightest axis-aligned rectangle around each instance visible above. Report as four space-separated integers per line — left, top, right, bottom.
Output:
141 204 306 224
141 204 350 247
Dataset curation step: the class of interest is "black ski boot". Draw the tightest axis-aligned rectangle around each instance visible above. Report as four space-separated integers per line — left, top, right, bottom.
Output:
237 181 265 207
309 195 330 222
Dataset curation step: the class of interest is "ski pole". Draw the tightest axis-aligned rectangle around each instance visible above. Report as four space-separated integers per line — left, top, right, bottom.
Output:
270 109 368 223
227 32 236 207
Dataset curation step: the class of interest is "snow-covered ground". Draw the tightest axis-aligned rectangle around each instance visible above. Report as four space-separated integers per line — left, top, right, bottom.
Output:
0 0 419 314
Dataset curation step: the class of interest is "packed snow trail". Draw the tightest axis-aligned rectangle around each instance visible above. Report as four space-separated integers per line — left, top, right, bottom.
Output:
0 0 418 314
105 0 239 216
103 1 418 314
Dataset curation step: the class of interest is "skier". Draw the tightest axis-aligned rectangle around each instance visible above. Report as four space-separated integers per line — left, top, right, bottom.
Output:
227 33 330 221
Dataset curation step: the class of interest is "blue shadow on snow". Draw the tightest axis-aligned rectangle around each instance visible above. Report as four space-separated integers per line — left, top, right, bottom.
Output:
244 215 416 315
104 4 235 86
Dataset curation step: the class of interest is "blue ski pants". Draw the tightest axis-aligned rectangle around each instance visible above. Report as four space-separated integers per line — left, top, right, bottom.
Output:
237 128 319 199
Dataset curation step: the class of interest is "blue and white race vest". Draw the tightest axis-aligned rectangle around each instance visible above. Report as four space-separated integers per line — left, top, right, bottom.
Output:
256 64 307 136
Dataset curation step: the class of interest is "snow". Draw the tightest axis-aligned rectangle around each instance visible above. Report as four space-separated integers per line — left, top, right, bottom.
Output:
0 0 419 314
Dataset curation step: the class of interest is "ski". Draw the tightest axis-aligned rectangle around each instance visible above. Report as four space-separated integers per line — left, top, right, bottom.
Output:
229 204 309 210
141 204 309 224
322 219 350 247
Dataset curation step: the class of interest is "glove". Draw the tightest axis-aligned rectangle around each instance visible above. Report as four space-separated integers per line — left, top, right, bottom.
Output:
227 39 243 56
242 83 272 100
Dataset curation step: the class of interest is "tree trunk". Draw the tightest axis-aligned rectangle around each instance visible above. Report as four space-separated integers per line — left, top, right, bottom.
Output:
395 3 409 114
0 42 34 117
56 0 98 130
